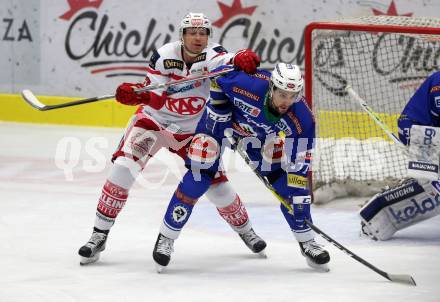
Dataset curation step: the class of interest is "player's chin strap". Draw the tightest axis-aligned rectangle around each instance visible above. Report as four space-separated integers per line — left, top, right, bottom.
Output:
230 135 416 286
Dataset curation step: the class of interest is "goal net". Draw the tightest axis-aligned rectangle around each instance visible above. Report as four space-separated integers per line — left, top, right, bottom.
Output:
304 16 440 202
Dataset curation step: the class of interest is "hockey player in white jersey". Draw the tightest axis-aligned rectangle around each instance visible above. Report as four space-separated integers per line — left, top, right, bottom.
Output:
78 13 266 269
360 71 440 240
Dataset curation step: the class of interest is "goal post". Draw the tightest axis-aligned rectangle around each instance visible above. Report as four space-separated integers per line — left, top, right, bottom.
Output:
304 16 440 202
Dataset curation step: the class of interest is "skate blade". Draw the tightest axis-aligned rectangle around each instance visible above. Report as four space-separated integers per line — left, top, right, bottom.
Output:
257 249 267 258
155 263 166 273
79 253 100 265
305 258 330 272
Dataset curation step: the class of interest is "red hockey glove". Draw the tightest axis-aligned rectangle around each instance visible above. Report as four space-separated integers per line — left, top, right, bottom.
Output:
115 77 151 106
233 49 260 74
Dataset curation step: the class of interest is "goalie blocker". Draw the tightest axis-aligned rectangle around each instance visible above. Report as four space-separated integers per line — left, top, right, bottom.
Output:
360 178 440 240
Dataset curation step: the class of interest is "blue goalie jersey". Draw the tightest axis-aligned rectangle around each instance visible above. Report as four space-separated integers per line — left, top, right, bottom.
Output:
400 71 440 126
398 71 440 144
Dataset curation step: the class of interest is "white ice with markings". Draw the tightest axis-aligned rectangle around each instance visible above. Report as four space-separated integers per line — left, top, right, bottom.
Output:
0 122 439 302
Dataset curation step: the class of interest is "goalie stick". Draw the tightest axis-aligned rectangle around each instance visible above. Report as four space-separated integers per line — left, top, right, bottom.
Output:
345 85 409 154
233 139 416 286
21 67 235 111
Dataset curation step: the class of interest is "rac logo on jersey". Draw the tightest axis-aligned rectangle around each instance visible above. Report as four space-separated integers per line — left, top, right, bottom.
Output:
165 97 206 115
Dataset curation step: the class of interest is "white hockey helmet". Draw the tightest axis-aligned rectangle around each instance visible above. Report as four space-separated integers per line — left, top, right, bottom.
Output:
179 12 213 38
270 63 304 93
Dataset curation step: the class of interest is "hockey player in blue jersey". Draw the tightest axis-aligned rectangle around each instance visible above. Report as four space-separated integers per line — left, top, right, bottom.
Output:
398 70 440 145
360 71 440 240
154 63 330 270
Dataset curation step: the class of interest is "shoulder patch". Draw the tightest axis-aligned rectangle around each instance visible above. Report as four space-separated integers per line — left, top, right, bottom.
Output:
232 86 260 101
163 59 184 70
213 46 228 53
253 72 270 82
149 50 160 69
193 52 207 63
430 85 440 93
286 112 303 135
300 98 315 123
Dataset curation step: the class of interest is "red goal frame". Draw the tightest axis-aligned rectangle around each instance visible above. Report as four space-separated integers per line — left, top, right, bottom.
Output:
304 20 440 106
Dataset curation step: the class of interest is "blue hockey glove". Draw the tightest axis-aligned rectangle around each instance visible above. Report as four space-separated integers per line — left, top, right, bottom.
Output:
205 102 232 137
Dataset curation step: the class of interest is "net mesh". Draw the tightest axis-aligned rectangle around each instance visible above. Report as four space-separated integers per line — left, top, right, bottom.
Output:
308 16 440 191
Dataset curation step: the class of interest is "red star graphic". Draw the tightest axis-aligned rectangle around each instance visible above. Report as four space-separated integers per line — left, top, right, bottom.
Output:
60 0 103 21
212 0 257 28
372 0 412 16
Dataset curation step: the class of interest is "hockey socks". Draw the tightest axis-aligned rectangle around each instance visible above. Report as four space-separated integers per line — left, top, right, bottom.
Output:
95 180 129 230
155 187 197 272
160 188 196 239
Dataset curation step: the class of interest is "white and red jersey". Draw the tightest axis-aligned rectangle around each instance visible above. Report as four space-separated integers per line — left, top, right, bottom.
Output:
141 41 234 134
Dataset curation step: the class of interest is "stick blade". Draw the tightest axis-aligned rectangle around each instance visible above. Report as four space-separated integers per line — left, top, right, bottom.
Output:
387 274 417 286
21 89 47 110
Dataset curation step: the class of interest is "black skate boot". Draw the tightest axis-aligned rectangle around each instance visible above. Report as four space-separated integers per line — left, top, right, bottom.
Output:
299 239 330 272
78 227 108 265
239 228 267 257
152 233 174 273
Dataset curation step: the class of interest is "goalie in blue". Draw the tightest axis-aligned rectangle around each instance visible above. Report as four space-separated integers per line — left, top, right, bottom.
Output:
157 63 330 271
360 71 440 240
398 70 440 145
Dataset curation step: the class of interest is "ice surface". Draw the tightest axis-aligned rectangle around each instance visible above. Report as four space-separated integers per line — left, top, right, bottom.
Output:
0 122 439 302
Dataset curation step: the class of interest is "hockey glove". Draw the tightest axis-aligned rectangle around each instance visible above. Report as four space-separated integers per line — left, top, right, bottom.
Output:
233 49 260 74
292 196 312 229
205 102 232 137
115 77 151 106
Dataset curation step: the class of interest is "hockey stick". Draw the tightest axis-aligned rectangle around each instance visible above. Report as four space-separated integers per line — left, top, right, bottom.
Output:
234 140 416 286
345 85 408 152
21 67 235 111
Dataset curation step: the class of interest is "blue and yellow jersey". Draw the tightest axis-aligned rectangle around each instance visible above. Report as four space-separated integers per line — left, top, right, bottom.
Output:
209 66 315 196
401 71 440 127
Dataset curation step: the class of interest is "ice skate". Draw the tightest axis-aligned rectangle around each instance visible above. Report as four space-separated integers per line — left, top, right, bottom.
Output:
78 228 108 265
152 233 174 273
239 228 267 257
299 239 330 272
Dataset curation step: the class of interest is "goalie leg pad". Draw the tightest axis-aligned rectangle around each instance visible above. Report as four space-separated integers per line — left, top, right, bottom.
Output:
408 125 440 180
360 179 440 240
